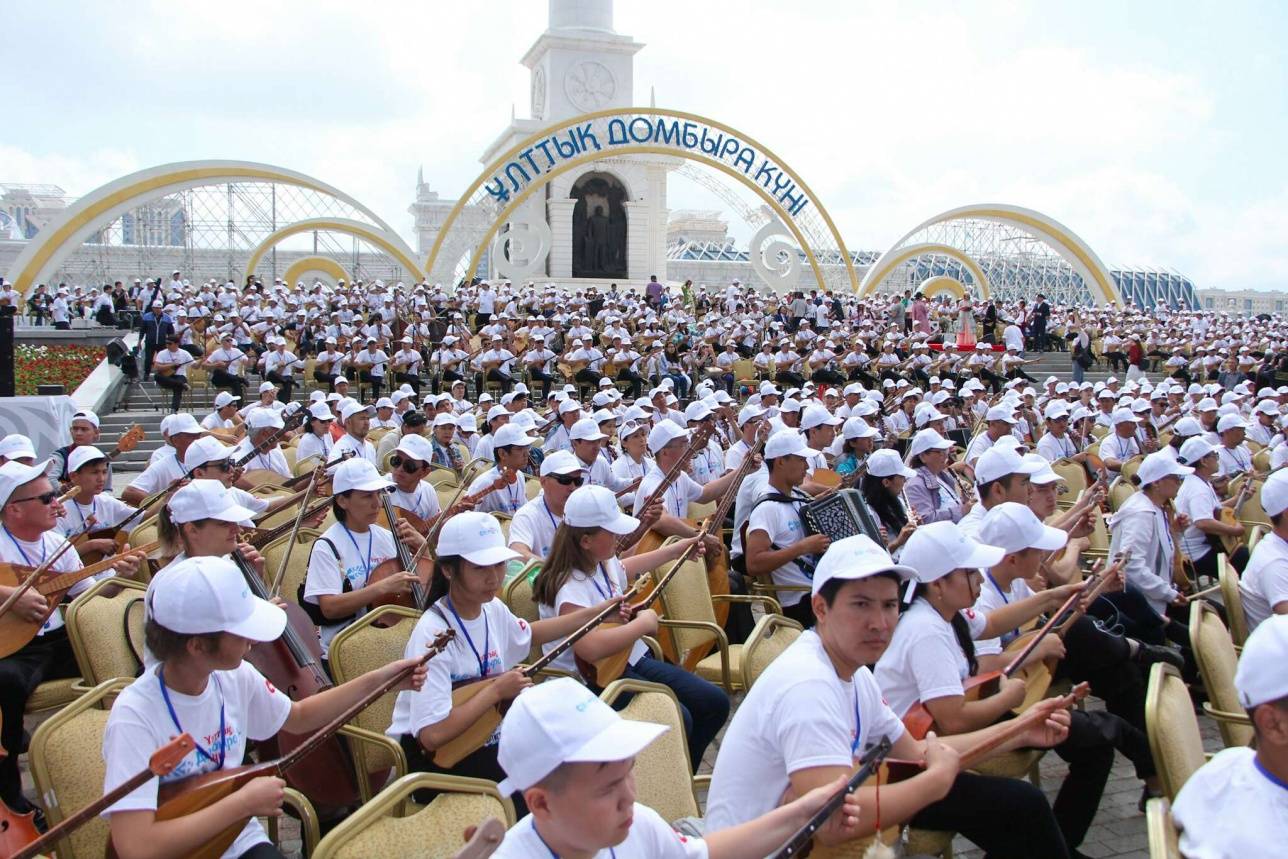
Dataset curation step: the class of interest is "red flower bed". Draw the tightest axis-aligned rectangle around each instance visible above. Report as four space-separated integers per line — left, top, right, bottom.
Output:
14 344 105 395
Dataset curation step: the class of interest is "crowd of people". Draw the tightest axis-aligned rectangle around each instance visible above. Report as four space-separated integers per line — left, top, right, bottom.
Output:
0 269 1283 858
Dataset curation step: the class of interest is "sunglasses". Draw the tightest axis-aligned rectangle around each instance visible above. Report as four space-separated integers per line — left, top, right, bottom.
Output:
551 474 585 487
389 455 427 474
10 490 59 506
204 460 234 472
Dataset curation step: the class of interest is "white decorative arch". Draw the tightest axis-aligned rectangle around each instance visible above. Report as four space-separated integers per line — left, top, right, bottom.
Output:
6 160 394 297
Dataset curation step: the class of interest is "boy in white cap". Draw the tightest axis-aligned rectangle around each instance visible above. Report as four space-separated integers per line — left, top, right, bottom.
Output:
467 423 537 516
1172 614 1288 857
102 556 428 859
1238 468 1288 632
201 391 243 436
56 445 138 552
1176 435 1249 580
47 409 108 486
1098 408 1143 475
122 413 205 506
492 675 862 858
713 533 1071 856
231 408 292 480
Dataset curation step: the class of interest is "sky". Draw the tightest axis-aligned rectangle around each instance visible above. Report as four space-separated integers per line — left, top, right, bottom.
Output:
3 0 1286 292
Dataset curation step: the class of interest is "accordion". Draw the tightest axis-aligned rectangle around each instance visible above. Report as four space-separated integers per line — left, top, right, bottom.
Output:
802 489 887 548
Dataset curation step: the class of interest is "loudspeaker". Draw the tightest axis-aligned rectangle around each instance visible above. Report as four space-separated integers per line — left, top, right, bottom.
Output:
105 337 130 364
0 316 13 398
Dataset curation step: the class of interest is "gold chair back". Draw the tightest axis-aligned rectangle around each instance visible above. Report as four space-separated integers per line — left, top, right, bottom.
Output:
1145 663 1208 800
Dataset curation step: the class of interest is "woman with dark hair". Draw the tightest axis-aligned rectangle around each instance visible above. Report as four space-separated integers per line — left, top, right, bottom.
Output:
859 449 917 553
659 341 691 397
387 511 618 811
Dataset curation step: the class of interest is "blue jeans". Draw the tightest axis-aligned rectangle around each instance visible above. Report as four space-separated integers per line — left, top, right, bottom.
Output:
620 655 729 770
1071 359 1085 384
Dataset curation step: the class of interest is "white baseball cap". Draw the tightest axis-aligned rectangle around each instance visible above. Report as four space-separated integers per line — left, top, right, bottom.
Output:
1136 450 1193 486
979 502 1068 554
684 401 713 422
1217 414 1250 433
647 422 689 454
899 521 1005 584
908 428 953 460
167 479 256 525
540 450 582 477
213 391 240 408
764 429 818 460
72 410 100 428
150 556 286 641
496 676 667 795
67 445 107 473
800 405 842 431
1235 614 1288 709
183 436 235 471
394 434 435 463
737 405 766 427
867 448 915 479
340 401 374 423
569 418 607 442
435 511 520 567
1260 469 1288 517
0 459 50 507
307 403 334 422
1023 453 1064 486
431 413 457 429
333 458 394 494
1172 416 1203 438
1178 437 1218 465
974 447 1043 485
842 417 879 441
564 485 640 535
258 381 277 394
246 408 286 431
493 423 538 448
557 399 583 415
168 413 204 436
811 534 914 596
0 435 36 462
985 406 1017 424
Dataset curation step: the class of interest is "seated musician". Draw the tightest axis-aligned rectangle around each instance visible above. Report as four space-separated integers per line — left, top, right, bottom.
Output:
386 511 622 813
203 332 250 400
874 521 1123 856
569 417 622 490
0 459 141 821
121 413 205 507
629 422 740 544
1238 469 1288 633
507 451 583 562
371 398 398 431
47 409 111 487
532 485 727 770
743 430 830 628
955 446 1043 537
313 336 343 392
725 405 766 472
833 416 877 477
1036 403 1088 463
1176 436 1249 578
391 335 422 396
296 403 336 468
963 405 1019 465
857 449 919 553
489 677 863 859
328 401 378 466
183 437 299 521
102 556 428 859
543 399 581 455
354 337 389 401
201 391 244 437
152 335 194 413
467 423 536 516
1098 408 1144 475
55 446 137 554
1172 614 1288 857
301 459 425 663
230 409 292 482
707 534 1072 856
1215 413 1255 481
428 412 464 471
385 434 443 531
906 428 974 524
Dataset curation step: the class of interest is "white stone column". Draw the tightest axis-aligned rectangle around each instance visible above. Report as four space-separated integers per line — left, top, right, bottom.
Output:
624 200 650 282
547 198 576 279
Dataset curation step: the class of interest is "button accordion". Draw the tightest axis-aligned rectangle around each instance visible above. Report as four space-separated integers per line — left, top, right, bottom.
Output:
802 488 887 547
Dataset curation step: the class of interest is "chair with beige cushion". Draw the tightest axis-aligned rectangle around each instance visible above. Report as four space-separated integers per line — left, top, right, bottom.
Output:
65 577 147 690
260 527 323 606
739 613 804 691
502 565 543 663
1188 599 1253 747
1217 553 1249 647
1145 663 1208 800
1108 476 1136 512
312 772 516 859
1050 458 1088 506
1146 797 1182 859
327 606 420 802
598 679 702 823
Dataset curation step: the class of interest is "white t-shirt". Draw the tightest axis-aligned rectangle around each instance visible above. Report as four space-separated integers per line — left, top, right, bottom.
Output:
296 431 334 466
745 491 812 607
1172 747 1288 859
387 598 531 745
509 494 562 558
390 482 442 524
873 599 986 718
538 559 645 674
56 492 136 537
302 521 398 656
231 440 291 478
633 464 702 519
129 449 186 497
154 348 194 378
705 630 905 832
971 573 1034 657
330 434 377 467
1176 474 1221 562
468 467 529 516
493 805 707 859
1240 531 1288 633
102 663 291 859
0 529 97 635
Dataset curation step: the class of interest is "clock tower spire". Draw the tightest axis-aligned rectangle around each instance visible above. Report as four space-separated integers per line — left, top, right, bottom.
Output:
521 0 643 123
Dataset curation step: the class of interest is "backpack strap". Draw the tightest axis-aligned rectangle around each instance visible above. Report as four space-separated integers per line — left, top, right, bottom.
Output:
297 537 358 627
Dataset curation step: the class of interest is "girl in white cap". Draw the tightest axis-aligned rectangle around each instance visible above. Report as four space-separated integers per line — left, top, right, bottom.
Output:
102 556 428 859
490 676 863 858
532 485 729 771
388 511 625 813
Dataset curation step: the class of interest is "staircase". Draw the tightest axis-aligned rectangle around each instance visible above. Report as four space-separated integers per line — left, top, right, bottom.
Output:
1018 349 1163 388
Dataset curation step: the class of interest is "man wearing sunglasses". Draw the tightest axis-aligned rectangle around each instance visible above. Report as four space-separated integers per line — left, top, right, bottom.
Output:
508 450 584 562
385 434 442 533
184 436 301 522
0 459 143 823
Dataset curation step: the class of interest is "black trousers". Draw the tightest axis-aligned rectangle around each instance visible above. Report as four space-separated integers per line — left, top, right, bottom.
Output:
265 371 295 404
775 370 806 388
574 368 602 388
53 321 70 330
1058 616 1148 735
238 844 286 859
911 771 1069 859
486 368 513 394
781 595 817 628
400 733 527 816
617 368 644 398
394 371 420 396
357 370 382 400
0 629 79 805
314 369 338 392
1050 709 1148 848
1193 544 1248 580
154 373 188 412
810 368 846 386
527 367 554 397
211 369 246 400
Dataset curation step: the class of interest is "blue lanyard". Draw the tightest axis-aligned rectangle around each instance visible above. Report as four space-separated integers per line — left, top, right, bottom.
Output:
987 574 1010 604
75 498 96 533
157 668 226 769
533 820 615 858
542 498 559 531
851 687 864 754
4 526 44 567
1254 756 1288 791
446 597 491 678
341 524 374 583
591 563 618 600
